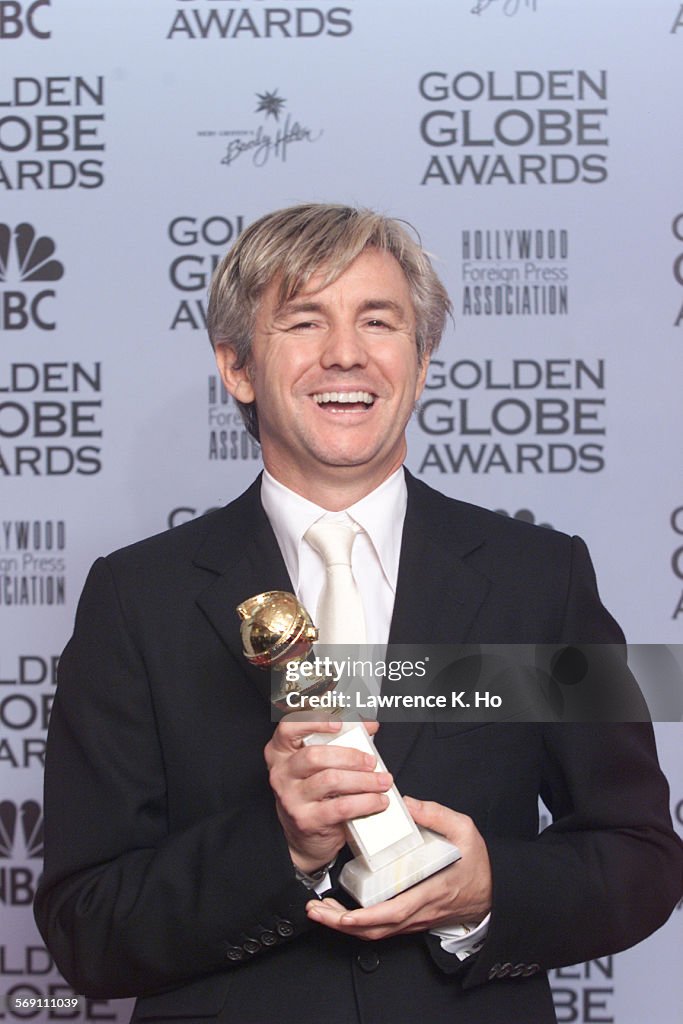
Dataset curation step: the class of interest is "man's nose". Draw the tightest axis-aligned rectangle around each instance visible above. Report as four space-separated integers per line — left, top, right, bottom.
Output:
319 325 369 369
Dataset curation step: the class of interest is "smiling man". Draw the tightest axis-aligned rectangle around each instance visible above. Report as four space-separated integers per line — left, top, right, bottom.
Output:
36 204 682 1024
216 248 427 509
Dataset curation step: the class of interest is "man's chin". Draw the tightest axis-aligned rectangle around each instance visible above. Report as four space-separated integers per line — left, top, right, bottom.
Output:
305 442 404 477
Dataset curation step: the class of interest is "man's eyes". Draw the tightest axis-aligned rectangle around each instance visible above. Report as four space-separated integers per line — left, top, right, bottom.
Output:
285 320 318 331
281 317 396 332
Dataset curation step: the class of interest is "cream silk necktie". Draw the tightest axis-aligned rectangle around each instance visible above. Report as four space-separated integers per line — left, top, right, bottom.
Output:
304 516 366 646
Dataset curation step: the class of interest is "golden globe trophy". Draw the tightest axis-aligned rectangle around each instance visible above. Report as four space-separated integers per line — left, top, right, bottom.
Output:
237 591 460 907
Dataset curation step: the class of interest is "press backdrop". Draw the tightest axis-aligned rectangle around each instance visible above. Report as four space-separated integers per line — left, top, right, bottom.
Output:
1 1 682 1021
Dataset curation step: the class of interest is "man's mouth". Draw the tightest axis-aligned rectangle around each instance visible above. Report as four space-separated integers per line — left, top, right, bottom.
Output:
312 391 376 411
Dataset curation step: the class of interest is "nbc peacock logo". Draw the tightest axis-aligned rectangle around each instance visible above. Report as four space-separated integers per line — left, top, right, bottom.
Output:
494 508 553 530
0 800 43 906
0 223 64 332
0 799 44 860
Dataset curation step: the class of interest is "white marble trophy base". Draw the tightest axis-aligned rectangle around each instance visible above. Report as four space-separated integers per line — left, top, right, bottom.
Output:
304 723 460 907
339 828 461 908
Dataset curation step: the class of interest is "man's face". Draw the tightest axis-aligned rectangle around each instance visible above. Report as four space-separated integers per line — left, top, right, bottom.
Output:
216 248 429 497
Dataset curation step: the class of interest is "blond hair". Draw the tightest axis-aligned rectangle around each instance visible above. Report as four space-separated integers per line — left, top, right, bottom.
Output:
207 203 452 439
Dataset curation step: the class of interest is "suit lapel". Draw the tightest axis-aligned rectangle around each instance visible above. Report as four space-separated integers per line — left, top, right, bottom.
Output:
388 471 492 646
377 472 492 776
193 474 496 773
194 478 293 708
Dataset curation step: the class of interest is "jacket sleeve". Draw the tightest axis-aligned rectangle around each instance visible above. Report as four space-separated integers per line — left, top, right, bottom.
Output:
426 535 683 985
457 721 683 988
34 557 315 999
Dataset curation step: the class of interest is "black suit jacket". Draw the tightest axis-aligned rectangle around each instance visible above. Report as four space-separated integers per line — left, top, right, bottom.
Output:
35 473 682 1024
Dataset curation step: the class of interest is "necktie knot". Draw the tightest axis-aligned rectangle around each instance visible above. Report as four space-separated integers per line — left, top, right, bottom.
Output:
305 519 359 570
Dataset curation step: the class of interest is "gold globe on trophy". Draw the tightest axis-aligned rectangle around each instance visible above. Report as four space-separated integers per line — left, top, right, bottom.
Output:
236 590 336 712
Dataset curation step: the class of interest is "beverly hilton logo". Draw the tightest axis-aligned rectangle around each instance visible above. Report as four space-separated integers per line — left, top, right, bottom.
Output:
471 0 538 15
198 88 323 169
0 223 63 331
0 800 43 859
256 89 286 120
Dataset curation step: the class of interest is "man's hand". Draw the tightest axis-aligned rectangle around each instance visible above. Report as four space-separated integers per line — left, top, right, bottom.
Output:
264 718 391 874
305 796 492 939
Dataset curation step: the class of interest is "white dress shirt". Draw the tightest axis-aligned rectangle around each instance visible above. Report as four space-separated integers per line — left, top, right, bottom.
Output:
260 467 490 960
261 467 403 645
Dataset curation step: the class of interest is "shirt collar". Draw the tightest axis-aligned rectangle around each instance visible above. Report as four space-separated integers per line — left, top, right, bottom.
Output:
260 470 326 591
260 467 407 592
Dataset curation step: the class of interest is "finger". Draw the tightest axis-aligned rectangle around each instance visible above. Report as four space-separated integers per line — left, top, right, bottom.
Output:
269 718 344 752
310 866 452 926
294 791 392 831
306 899 412 940
306 896 346 916
276 744 379 784
271 716 380 749
303 766 393 802
283 714 380 732
359 719 380 737
325 888 423 929
403 796 469 841
306 899 363 929
268 738 376 778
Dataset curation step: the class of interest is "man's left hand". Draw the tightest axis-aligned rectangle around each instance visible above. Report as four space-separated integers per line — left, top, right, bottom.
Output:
305 796 492 940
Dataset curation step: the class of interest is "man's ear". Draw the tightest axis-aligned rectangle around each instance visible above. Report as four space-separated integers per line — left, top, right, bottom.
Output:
414 352 431 403
214 344 255 404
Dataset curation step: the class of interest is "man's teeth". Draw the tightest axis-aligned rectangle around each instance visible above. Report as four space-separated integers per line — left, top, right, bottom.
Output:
313 391 375 405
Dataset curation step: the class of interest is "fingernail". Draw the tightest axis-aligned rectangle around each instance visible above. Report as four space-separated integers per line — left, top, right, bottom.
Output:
340 913 355 925
376 772 392 788
363 754 376 768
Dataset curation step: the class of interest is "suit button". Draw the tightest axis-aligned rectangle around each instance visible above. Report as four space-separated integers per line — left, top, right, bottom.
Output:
276 920 294 938
226 946 245 962
356 950 380 973
260 930 277 946
243 938 261 955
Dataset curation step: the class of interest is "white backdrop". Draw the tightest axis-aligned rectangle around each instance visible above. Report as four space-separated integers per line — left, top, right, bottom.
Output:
1 1 681 1021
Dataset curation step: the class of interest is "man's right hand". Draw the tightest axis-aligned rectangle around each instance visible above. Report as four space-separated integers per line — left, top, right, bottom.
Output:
264 719 391 874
